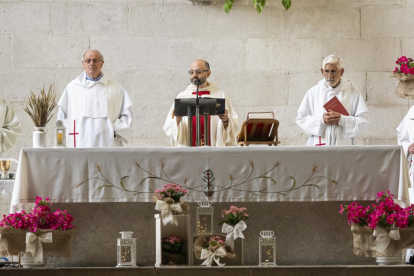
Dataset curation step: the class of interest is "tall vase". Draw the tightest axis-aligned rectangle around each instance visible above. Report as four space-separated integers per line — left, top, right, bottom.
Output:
33 127 46 148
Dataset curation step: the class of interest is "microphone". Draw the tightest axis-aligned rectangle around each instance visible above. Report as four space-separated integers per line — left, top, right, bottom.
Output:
193 79 200 85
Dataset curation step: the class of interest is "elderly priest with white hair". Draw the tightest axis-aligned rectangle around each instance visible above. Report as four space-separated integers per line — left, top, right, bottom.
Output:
163 59 238 147
0 97 21 153
57 49 133 148
296 54 369 146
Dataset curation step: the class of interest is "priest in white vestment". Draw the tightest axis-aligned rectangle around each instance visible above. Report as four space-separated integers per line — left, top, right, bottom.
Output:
57 50 133 148
163 60 238 147
0 98 21 153
296 55 369 146
397 107 414 203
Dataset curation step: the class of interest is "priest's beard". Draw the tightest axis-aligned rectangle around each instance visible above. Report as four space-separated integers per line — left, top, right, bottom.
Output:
191 76 207 86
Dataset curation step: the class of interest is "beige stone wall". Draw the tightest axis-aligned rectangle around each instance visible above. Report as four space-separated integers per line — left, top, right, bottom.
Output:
0 0 413 158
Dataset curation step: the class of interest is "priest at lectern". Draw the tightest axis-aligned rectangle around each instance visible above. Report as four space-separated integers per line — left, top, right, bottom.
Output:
57 49 133 148
163 60 238 147
296 54 369 146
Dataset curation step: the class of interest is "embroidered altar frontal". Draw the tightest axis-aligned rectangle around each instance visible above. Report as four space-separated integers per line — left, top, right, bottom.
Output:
11 145 410 211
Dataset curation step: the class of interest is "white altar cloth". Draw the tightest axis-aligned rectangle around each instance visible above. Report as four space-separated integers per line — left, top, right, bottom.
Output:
10 146 411 212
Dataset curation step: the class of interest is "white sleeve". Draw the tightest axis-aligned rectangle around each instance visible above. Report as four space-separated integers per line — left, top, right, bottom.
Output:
296 90 326 136
113 87 134 144
338 90 369 139
163 103 187 146
216 93 238 146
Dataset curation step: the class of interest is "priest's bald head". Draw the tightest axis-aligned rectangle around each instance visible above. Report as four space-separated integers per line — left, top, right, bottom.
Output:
82 49 105 79
189 60 211 88
321 55 344 88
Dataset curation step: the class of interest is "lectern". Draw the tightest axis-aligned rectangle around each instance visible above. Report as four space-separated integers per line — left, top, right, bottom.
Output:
174 98 225 146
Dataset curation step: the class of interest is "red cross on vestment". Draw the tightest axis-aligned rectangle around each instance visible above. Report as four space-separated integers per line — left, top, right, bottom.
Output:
191 91 211 146
315 136 326 146
68 120 79 148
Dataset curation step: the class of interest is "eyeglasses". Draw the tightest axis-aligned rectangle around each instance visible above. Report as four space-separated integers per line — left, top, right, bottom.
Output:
188 70 209 75
83 59 103 64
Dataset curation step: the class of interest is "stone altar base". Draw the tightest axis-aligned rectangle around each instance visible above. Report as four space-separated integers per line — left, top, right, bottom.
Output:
42 201 378 267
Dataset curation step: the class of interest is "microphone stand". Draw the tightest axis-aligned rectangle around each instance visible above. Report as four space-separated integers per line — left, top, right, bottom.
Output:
195 81 200 146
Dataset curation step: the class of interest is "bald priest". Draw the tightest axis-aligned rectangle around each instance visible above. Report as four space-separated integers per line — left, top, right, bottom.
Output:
163 60 238 147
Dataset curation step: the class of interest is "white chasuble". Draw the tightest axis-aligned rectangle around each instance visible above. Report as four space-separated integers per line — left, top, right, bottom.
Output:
0 98 21 153
57 72 133 148
397 106 414 202
296 78 369 146
163 82 239 147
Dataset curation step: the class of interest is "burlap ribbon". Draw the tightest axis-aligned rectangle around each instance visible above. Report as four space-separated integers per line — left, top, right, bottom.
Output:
222 221 247 249
155 199 189 226
25 232 53 264
372 227 401 253
200 247 227 267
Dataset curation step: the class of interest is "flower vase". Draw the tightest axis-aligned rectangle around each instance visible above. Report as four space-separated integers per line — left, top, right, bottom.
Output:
33 127 46 148
392 73 414 99
20 252 45 267
351 225 414 265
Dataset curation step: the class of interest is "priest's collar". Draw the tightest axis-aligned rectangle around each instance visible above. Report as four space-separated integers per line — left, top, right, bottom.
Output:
85 73 103 82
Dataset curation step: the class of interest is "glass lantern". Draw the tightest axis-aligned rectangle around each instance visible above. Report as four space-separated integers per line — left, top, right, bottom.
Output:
116 231 137 267
196 200 214 235
258 230 277 266
54 120 66 148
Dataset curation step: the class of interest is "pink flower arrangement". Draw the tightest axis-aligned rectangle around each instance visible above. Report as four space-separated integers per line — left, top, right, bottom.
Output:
219 205 249 226
394 56 414 75
208 235 226 246
154 183 188 203
162 235 184 256
340 190 414 229
165 235 182 244
0 196 75 232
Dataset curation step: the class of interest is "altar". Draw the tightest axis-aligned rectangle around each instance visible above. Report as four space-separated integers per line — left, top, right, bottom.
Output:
5 145 413 266
10 145 411 211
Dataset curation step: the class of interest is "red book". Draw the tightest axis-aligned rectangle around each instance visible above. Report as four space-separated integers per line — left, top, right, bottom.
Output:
323 96 349 116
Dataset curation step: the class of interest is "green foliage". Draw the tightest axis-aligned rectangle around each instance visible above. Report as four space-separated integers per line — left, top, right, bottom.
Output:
223 0 292 14
282 0 292 10
218 212 249 226
162 241 184 257
253 0 266 14
224 0 234 14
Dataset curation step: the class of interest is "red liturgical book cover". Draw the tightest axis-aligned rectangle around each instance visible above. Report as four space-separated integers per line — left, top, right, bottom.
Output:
323 96 349 116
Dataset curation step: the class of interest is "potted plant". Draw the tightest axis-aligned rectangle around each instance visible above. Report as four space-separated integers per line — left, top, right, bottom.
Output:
0 196 76 267
392 56 414 99
162 235 185 265
340 190 414 265
194 235 235 266
219 205 249 250
154 183 190 226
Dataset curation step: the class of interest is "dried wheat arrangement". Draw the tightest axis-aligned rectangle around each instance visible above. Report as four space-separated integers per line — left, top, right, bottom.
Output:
23 85 57 127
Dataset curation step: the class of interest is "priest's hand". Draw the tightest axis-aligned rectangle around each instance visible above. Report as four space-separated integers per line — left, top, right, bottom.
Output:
323 110 341 125
408 143 414 154
176 116 182 126
218 109 229 128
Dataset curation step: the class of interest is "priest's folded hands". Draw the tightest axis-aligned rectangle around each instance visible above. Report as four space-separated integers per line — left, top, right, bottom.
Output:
323 110 341 125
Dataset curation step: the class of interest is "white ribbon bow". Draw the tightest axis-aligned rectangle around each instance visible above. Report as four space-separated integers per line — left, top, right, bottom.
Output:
25 232 53 264
200 247 227 267
155 200 183 226
222 221 247 249
372 226 401 253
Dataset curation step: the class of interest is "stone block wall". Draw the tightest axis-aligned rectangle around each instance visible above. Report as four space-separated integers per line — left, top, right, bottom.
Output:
0 0 413 158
